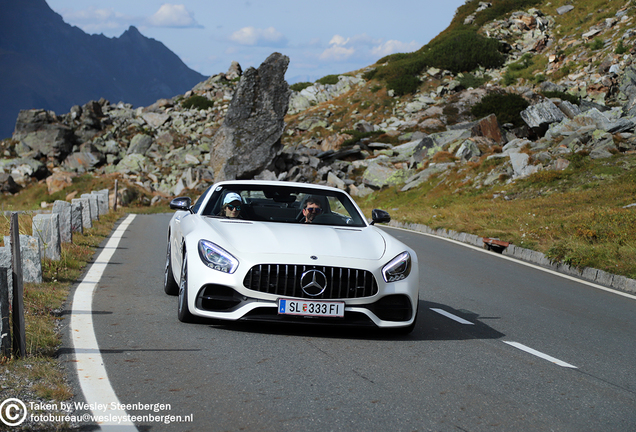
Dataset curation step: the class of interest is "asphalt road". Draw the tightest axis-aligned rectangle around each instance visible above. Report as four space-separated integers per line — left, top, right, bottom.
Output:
66 213 636 431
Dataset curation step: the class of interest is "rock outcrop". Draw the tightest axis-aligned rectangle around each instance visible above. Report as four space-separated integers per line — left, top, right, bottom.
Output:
210 53 291 181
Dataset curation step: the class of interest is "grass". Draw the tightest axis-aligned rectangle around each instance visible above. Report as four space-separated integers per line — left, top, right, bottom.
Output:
357 153 636 279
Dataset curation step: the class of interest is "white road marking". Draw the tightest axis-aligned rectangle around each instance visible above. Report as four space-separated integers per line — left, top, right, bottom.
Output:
430 308 475 325
70 214 138 431
386 226 636 302
503 341 578 369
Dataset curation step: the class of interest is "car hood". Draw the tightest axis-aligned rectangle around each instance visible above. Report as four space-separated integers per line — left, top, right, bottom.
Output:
201 218 388 261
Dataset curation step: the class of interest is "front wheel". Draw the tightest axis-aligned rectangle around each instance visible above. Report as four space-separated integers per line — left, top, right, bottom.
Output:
177 251 196 323
164 239 179 295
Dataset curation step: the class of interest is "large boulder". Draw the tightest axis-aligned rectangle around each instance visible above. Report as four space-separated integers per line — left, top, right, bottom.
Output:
520 100 565 135
13 109 75 160
63 143 105 172
210 53 291 181
0 173 20 193
127 134 154 155
619 65 636 117
472 114 505 144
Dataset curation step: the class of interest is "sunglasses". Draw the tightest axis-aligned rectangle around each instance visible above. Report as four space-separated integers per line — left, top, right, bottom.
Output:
226 204 241 211
305 207 323 214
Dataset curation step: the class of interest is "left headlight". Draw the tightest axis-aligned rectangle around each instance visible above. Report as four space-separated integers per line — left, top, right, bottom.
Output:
382 251 412 282
198 240 239 274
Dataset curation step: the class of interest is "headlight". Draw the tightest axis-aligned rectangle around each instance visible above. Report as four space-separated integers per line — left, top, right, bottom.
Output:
382 251 411 282
198 240 239 274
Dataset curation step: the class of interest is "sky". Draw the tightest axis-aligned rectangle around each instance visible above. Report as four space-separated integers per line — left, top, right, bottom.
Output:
46 0 467 84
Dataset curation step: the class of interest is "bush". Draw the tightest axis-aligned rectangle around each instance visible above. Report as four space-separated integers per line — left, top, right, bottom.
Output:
421 30 505 74
316 74 340 85
616 39 628 55
588 38 604 51
290 82 312 92
541 91 580 105
458 73 489 89
362 69 378 80
387 75 421 96
471 92 529 127
369 29 505 95
503 53 545 86
181 95 214 110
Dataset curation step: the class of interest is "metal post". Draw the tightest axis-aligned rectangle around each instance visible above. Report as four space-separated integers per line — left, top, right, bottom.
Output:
10 212 25 358
114 179 118 212
0 269 10 357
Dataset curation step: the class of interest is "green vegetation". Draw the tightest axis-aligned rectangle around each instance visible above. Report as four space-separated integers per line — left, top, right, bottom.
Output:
458 72 490 89
502 53 548 86
368 30 505 95
316 74 340 85
181 95 214 110
588 37 605 51
290 82 312 92
471 92 529 127
541 91 580 105
421 30 506 74
615 39 628 55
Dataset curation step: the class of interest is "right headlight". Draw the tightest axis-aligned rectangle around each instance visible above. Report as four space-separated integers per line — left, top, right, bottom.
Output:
382 251 412 283
198 240 239 274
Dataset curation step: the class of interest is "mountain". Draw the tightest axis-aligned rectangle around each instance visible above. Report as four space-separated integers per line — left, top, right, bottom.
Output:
0 0 207 139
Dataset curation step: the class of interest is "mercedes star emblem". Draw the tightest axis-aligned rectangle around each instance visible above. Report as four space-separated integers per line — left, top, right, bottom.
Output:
300 269 327 297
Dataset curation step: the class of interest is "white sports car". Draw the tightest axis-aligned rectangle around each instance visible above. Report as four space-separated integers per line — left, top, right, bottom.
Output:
165 180 420 333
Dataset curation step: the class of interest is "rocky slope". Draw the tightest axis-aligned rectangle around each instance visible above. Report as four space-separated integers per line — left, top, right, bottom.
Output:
1 0 636 208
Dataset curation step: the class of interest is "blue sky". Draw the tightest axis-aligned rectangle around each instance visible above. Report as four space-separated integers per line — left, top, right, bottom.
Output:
46 0 466 83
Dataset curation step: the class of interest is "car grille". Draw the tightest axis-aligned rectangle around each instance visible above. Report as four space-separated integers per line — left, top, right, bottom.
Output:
243 264 378 299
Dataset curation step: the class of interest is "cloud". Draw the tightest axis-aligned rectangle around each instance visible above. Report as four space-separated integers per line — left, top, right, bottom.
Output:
59 7 136 34
146 4 202 28
319 35 355 61
229 27 287 47
318 33 422 63
371 40 420 57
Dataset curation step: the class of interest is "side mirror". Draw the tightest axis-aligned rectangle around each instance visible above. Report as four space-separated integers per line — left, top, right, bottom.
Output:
170 197 192 212
370 209 391 225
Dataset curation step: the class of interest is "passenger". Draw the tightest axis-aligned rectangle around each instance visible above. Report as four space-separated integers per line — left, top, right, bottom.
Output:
301 196 323 223
221 192 243 218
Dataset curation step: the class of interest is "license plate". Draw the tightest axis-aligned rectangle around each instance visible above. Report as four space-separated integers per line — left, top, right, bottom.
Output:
278 299 345 318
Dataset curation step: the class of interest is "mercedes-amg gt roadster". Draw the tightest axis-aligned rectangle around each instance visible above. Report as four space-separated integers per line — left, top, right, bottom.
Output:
165 180 420 333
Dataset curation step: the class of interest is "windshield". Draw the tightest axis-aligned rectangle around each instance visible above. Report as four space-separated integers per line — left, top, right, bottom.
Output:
200 184 367 228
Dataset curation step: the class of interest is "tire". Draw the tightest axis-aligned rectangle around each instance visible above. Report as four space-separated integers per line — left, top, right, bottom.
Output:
164 239 179 295
177 251 196 323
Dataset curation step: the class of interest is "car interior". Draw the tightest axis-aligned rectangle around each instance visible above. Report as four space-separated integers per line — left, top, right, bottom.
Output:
200 185 366 227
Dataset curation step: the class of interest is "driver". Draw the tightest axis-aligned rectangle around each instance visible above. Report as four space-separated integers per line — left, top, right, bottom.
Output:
301 196 323 223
